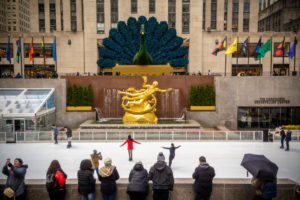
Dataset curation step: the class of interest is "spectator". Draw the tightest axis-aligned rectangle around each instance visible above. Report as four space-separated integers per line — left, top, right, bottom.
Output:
77 159 95 200
120 135 141 161
46 160 67 200
161 143 181 168
15 73 22 79
52 71 58 78
2 158 28 200
208 70 212 76
148 152 174 200
285 129 292 151
98 157 120 200
251 177 277 200
279 127 285 149
193 156 215 200
127 161 149 200
51 124 59 144
64 127 72 148
90 150 102 176
272 70 278 76
198 71 202 76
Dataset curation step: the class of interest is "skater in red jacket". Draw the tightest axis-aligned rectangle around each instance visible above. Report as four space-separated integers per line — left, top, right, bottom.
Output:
120 135 141 161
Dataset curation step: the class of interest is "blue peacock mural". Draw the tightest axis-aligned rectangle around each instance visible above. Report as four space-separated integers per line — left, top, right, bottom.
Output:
97 16 189 68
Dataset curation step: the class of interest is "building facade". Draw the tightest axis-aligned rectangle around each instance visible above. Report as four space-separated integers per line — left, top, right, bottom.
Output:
0 0 299 78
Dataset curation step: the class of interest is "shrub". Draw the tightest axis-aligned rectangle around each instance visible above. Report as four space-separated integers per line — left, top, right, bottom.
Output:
67 84 93 107
189 85 215 106
281 125 300 130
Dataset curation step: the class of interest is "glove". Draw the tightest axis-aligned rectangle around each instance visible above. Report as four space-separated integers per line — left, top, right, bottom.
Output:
8 163 13 168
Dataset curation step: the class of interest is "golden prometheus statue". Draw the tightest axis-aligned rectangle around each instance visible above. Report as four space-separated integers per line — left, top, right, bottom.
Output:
118 76 172 124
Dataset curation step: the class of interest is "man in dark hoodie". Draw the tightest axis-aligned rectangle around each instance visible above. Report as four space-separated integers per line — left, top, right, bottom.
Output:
148 152 174 200
193 156 215 200
77 159 95 200
2 158 28 200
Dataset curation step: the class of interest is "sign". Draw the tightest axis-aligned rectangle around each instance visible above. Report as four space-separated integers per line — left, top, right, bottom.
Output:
254 98 290 104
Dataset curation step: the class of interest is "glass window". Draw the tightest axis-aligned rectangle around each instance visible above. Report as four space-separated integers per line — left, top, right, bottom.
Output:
232 1 239 32
70 0 77 31
238 107 249 129
97 0 105 34
111 0 118 27
243 0 250 32
259 108 270 129
168 0 176 28
60 0 63 31
0 43 13 58
149 0 155 13
273 64 289 76
232 65 262 76
273 42 290 57
211 0 217 29
291 108 300 125
23 43 53 58
224 0 228 30
281 107 292 125
182 0 190 33
270 108 280 128
25 119 35 130
131 0 137 13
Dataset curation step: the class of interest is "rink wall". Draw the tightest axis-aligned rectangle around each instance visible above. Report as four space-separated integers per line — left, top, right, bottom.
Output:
0 178 297 200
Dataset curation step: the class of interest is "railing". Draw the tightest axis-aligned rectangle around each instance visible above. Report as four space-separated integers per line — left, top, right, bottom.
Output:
0 130 265 143
270 130 300 141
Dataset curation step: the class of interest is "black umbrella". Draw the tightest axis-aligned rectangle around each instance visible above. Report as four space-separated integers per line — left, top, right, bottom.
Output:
241 153 278 179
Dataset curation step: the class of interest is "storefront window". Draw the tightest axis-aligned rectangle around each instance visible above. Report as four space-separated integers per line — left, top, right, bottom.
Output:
0 65 14 78
259 108 270 128
291 108 300 125
25 65 55 78
273 64 289 76
24 43 53 58
281 107 292 125
238 107 249 128
232 64 262 76
0 43 13 58
25 119 35 130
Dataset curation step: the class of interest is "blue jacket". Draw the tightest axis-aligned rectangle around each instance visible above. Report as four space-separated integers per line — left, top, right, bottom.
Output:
285 131 292 141
2 164 28 196
53 126 58 135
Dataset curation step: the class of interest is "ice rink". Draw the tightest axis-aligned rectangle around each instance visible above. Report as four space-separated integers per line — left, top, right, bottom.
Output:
0 141 299 183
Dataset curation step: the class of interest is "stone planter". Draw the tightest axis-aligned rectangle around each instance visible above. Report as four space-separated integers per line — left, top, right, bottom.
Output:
66 106 92 111
190 106 216 111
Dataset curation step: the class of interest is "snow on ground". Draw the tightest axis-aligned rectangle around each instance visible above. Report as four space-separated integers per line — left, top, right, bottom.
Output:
0 142 299 183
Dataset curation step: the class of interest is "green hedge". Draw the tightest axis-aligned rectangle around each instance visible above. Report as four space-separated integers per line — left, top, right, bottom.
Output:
189 85 215 106
67 84 93 106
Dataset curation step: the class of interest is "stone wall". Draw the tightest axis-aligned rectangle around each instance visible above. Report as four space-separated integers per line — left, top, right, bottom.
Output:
0 178 296 200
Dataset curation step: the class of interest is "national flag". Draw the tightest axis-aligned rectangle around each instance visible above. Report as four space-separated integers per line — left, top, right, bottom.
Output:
257 38 271 59
254 38 262 60
288 37 297 59
275 39 285 56
225 38 237 55
16 40 21 63
29 39 34 62
212 38 226 56
6 38 11 63
42 40 46 60
240 38 248 57
53 38 56 62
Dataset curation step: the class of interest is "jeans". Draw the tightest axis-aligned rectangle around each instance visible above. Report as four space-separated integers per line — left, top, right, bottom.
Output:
286 140 290 150
54 134 58 144
81 193 94 200
102 193 116 200
280 137 285 148
93 168 99 176
169 156 174 167
153 189 169 200
128 150 133 160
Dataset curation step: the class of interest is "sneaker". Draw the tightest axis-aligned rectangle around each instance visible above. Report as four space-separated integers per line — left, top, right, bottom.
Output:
285 149 289 151
280 146 284 149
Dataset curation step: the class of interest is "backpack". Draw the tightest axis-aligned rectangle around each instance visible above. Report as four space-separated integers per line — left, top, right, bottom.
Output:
262 181 277 199
46 173 57 190
55 170 66 187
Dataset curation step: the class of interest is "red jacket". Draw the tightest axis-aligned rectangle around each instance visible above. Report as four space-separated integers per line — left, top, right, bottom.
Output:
121 139 140 150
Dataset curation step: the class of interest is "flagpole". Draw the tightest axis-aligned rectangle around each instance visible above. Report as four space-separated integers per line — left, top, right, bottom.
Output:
259 36 261 66
43 36 45 66
247 36 250 69
225 36 227 76
55 36 57 72
19 36 23 78
32 37 34 75
294 37 296 73
270 36 272 76
283 36 285 75
237 36 239 66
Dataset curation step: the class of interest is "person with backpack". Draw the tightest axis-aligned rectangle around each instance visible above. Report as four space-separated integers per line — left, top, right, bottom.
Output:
279 127 286 149
285 129 292 151
127 161 149 200
46 160 67 200
161 143 181 168
2 158 28 200
251 177 277 200
120 135 141 161
78 159 96 200
64 127 72 148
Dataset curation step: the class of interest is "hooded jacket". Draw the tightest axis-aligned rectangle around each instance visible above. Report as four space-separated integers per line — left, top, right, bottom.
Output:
192 163 215 198
127 164 149 194
2 164 28 196
98 165 120 195
148 161 174 190
77 159 95 195
121 139 140 150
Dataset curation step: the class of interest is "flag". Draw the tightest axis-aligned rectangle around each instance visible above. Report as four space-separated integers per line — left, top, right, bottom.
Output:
288 37 297 58
16 40 21 63
240 38 248 57
254 38 262 60
29 39 34 62
275 39 285 56
225 38 237 55
257 38 271 59
42 40 46 60
212 38 226 56
53 38 56 62
6 38 11 63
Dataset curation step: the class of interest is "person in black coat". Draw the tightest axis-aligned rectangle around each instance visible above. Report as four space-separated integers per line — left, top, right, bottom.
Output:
46 160 67 200
64 127 72 148
127 161 149 200
2 158 28 200
77 159 95 200
98 157 120 200
193 156 215 200
161 143 181 167
148 152 174 200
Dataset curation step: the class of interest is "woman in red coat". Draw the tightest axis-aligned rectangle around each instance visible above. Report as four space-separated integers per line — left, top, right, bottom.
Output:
120 135 141 161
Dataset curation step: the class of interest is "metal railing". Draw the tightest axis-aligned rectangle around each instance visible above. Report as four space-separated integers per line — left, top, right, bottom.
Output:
270 130 300 141
0 130 265 143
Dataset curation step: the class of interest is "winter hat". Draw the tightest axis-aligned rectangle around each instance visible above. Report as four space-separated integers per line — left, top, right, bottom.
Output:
104 157 112 166
93 149 97 154
80 159 92 170
135 160 143 165
157 152 165 161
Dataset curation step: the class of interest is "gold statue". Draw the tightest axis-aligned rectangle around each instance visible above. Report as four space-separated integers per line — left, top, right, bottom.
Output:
118 76 172 124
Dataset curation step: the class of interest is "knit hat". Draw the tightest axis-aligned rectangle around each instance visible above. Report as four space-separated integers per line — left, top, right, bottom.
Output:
135 160 143 165
104 157 112 166
157 152 165 161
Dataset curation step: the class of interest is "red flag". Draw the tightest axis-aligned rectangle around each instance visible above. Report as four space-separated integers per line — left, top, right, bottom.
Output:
212 38 227 56
29 39 34 62
275 40 285 56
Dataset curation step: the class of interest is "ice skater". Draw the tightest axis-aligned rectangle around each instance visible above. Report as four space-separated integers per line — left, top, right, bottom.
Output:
120 135 141 161
161 143 181 167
